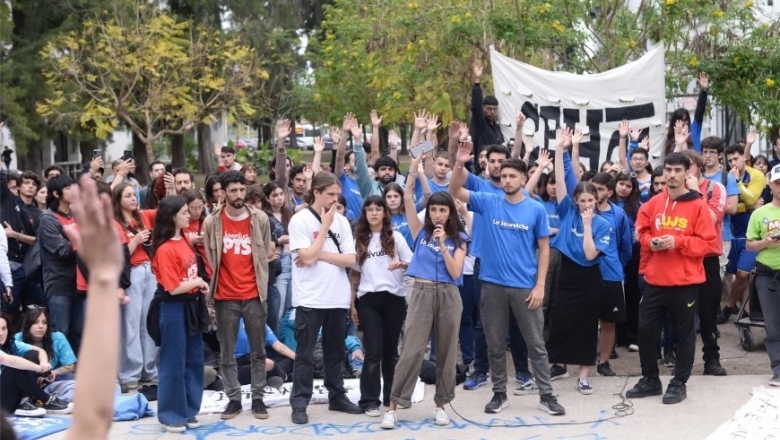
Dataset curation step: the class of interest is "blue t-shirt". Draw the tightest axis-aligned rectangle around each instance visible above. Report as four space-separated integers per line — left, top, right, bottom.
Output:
597 206 628 281
469 192 551 288
541 199 561 231
339 173 363 221
235 319 277 359
391 213 414 249
14 332 76 370
551 196 614 267
407 230 468 286
293 197 303 207
413 177 450 211
465 173 504 259
703 169 739 241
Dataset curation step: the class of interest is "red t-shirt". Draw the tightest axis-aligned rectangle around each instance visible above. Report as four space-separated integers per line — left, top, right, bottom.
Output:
74 220 128 291
152 237 199 294
215 211 258 301
184 218 213 280
124 210 157 266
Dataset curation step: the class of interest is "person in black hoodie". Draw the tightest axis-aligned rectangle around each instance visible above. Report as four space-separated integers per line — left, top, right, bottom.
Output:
38 175 81 355
470 61 504 168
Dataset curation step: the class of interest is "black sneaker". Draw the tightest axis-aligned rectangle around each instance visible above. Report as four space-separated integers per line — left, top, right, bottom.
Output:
328 393 362 414
663 350 676 368
539 393 565 415
43 397 73 415
717 306 737 324
703 360 727 376
221 399 242 420
626 376 663 399
550 364 569 381
252 399 269 419
185 418 200 429
484 392 509 414
291 407 308 424
14 400 45 417
597 361 616 377
662 381 687 404
610 348 618 360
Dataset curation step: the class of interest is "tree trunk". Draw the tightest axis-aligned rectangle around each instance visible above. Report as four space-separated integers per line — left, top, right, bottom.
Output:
132 133 150 186
259 117 273 146
171 134 186 169
400 124 408 155
290 119 298 150
79 139 98 165
17 141 44 174
378 126 389 156
197 123 216 175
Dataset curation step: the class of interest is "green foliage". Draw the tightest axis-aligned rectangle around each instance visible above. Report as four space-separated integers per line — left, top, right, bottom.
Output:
699 18 780 135
236 143 301 176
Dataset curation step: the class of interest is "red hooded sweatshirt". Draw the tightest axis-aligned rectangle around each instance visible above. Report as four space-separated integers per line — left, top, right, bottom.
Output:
636 187 717 286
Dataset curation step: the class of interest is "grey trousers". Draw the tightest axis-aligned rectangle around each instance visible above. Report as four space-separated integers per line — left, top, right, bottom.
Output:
756 274 780 375
480 282 553 395
390 282 462 407
215 298 267 401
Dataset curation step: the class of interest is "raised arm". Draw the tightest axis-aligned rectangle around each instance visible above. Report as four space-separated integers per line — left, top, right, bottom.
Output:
512 110 526 159
618 119 630 171
369 110 382 164
276 119 292 187
691 73 708 152
525 149 551 194
411 109 428 147
312 137 325 174
449 141 474 204
335 114 352 178
404 165 424 239
554 128 568 204
388 129 399 163
447 121 461 168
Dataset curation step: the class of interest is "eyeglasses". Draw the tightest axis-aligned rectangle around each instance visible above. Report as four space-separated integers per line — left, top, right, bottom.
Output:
189 205 205 211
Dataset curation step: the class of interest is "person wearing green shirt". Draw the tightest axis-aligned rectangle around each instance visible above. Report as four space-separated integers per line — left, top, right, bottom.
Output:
746 164 780 387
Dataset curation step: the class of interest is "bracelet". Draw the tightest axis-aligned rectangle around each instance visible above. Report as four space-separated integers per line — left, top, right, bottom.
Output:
455 164 463 169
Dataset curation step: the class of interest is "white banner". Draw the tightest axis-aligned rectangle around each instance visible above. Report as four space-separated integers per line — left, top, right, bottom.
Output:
199 378 426 414
707 387 780 439
490 47 667 170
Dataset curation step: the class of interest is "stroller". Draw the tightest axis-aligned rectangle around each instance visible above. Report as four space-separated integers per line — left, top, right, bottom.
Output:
735 272 765 352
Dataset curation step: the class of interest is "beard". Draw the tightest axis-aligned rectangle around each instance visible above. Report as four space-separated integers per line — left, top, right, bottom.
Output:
503 186 521 195
379 173 395 185
228 198 245 209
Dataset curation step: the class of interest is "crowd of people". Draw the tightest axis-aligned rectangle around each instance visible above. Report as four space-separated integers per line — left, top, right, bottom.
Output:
2 66 780 435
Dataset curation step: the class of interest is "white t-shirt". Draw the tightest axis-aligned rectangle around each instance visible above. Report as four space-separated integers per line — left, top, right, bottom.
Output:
353 231 413 298
289 209 355 309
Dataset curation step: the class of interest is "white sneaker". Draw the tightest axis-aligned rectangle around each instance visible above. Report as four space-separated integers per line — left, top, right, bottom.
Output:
380 410 397 429
628 344 639 352
434 407 449 426
365 407 381 417
770 374 780 387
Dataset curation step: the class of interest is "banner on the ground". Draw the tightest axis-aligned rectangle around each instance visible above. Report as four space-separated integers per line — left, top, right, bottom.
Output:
490 47 666 170
199 378 426 414
707 386 780 439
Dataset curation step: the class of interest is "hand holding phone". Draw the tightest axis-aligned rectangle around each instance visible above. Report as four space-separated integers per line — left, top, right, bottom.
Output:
123 149 134 161
410 139 436 159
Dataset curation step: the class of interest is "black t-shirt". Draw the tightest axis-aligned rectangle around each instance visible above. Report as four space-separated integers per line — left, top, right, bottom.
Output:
1 150 11 161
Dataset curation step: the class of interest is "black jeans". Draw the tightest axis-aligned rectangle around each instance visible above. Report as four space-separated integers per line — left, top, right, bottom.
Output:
638 284 697 384
699 256 722 362
290 307 348 408
356 291 407 410
0 350 51 413
618 244 642 346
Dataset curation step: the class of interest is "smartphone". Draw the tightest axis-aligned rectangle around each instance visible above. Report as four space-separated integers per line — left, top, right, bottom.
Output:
92 149 102 159
123 149 134 161
651 238 662 247
165 163 173 174
410 139 436 158
771 232 780 239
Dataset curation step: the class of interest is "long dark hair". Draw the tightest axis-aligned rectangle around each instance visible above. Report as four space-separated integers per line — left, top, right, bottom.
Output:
0 312 17 354
151 195 187 257
355 196 395 265
21 308 53 359
383 183 406 215
423 192 467 249
183 189 207 223
538 173 556 202
573 181 600 213
613 173 641 220
263 182 292 232
113 183 147 232
650 165 665 196
664 108 693 155
204 174 221 206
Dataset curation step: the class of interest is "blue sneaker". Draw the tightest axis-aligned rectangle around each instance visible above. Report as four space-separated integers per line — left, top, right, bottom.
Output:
463 372 488 390
515 371 533 384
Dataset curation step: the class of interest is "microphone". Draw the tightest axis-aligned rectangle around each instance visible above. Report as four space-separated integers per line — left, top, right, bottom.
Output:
434 221 443 229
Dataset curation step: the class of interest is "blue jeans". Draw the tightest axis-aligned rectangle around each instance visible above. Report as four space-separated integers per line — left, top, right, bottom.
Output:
46 295 85 356
157 301 204 425
266 284 281 337
458 275 476 364
120 263 158 383
274 254 292 324
2 266 45 313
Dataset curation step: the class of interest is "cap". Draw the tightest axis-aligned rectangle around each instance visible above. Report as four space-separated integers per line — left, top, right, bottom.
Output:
771 165 780 183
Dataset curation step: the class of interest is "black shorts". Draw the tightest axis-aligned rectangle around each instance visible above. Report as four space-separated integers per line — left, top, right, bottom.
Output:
600 281 627 323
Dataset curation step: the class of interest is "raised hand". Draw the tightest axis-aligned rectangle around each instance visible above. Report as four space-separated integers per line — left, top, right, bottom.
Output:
350 120 363 141
388 130 399 150
674 120 689 147
618 119 630 138
699 72 709 91
414 109 428 130
313 137 325 153
458 122 469 142
640 136 650 149
571 127 583 145
342 112 355 132
278 119 292 139
473 61 483 80
747 127 758 146
630 126 642 142
303 162 314 180
556 126 573 149
448 120 460 139
426 113 440 132
516 109 526 127
330 126 341 145
454 198 468 217
370 109 383 127
538 149 552 170
213 143 222 157
455 140 474 165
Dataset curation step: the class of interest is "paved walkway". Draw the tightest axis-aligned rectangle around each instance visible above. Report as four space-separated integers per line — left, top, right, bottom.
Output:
41 374 772 440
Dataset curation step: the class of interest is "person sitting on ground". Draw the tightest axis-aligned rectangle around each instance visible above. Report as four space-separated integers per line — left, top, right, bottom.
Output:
15 307 77 383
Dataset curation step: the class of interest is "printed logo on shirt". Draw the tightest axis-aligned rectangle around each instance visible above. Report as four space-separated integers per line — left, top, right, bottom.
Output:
599 232 612 246
312 231 341 241
420 237 454 253
492 218 529 232
223 233 251 255
569 227 584 238
367 249 388 259
350 187 362 198
766 219 780 236
654 214 688 231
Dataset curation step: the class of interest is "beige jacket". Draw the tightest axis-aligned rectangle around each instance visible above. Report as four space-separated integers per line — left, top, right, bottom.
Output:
203 204 272 303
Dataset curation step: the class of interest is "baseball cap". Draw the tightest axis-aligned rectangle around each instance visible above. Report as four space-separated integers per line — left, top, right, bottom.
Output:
771 165 780 183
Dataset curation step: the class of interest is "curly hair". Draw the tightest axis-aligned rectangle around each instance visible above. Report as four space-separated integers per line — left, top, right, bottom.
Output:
354 196 396 266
